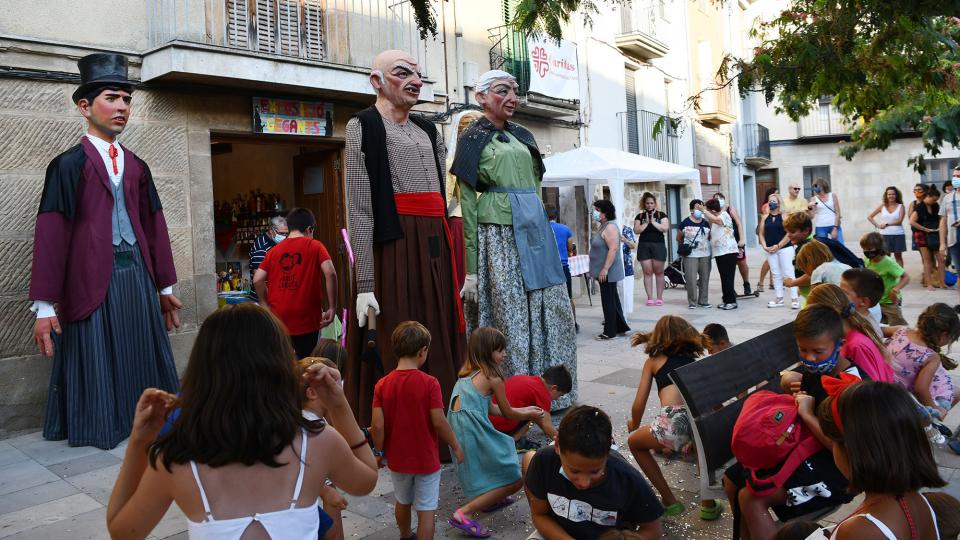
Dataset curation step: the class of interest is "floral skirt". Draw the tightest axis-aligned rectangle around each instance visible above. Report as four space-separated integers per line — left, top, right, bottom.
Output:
466 224 577 408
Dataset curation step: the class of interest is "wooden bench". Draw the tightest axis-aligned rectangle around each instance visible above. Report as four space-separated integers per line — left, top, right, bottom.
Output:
669 321 841 534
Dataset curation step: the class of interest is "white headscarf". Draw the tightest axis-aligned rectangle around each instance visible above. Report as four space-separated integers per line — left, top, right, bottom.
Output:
476 69 517 93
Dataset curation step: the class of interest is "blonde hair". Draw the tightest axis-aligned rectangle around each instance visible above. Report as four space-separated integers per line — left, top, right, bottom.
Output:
806 284 892 365
794 240 833 275
296 356 338 400
630 315 709 359
459 326 507 380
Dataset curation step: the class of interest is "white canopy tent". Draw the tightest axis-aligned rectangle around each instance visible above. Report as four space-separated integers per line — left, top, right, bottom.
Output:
541 146 702 218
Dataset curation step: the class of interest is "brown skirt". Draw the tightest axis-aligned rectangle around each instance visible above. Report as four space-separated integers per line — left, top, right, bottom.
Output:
344 214 466 426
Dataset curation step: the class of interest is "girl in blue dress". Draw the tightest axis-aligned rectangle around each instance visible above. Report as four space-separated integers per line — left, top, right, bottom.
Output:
448 326 547 537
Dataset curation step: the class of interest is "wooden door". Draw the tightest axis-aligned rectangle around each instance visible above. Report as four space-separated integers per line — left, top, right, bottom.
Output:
294 149 350 307
755 169 779 214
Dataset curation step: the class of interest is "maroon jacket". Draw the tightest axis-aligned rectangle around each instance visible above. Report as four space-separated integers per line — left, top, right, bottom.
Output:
29 137 177 322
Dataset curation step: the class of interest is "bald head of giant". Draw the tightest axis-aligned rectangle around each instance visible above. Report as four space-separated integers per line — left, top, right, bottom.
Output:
370 50 422 111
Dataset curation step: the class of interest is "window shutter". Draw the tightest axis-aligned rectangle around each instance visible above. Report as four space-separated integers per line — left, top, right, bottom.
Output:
625 68 640 154
225 0 250 48
256 0 277 53
302 0 325 60
277 0 300 56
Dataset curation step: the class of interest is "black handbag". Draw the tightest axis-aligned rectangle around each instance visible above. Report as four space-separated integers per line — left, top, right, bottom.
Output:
678 224 704 257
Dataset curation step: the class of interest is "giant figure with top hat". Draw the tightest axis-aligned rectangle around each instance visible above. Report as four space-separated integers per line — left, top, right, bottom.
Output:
29 54 180 450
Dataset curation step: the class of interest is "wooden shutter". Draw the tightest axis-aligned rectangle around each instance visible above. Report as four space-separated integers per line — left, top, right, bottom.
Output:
225 0 250 48
256 0 277 53
277 0 300 56
302 0 325 60
625 68 640 154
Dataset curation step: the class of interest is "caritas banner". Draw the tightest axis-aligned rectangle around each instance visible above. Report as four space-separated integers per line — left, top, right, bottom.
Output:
253 97 333 136
526 37 579 101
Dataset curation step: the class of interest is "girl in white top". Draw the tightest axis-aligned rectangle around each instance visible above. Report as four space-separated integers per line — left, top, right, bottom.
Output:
106 304 379 540
808 381 945 540
867 186 907 267
809 177 844 243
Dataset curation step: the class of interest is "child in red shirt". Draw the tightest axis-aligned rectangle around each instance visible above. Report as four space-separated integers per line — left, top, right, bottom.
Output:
489 365 571 441
371 321 463 540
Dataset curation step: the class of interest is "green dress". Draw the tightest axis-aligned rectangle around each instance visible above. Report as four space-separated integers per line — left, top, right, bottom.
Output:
448 372 521 499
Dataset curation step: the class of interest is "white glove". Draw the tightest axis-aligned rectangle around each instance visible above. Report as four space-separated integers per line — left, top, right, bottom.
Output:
461 274 478 304
356 292 380 327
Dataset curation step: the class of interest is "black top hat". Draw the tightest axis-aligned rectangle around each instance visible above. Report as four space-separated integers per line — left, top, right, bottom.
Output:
72 53 134 103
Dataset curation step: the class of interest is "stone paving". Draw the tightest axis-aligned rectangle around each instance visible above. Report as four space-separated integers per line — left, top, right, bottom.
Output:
1 248 958 539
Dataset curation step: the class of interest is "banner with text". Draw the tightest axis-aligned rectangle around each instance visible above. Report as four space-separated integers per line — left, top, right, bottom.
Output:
526 37 579 101
253 97 333 137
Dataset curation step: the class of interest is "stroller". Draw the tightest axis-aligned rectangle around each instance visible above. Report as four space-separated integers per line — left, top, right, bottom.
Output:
664 257 685 288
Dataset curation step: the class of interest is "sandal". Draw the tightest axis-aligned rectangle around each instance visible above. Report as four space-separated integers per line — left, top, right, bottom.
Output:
700 501 723 521
663 501 685 516
755 282 764 292
654 299 664 306
481 495 517 513
595 334 614 341
645 299 655 306
449 510 492 538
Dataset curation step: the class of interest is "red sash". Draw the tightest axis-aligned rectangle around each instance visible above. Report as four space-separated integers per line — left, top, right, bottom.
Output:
394 193 466 332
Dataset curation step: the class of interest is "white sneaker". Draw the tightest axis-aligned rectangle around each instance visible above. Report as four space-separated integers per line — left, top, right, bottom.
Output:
791 300 801 309
768 298 785 308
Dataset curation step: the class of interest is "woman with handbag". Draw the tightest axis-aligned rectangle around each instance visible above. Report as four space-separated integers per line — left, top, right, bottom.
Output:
910 185 944 289
677 199 712 309
758 193 800 309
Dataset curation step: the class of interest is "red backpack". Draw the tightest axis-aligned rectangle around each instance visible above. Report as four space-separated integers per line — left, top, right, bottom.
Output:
731 390 824 496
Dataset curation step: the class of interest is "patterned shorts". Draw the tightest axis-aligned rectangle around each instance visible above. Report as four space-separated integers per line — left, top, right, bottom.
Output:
650 405 693 453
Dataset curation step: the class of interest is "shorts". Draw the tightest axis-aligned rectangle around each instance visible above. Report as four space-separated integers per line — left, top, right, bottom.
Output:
563 264 572 298
391 469 442 511
650 406 693 453
880 302 908 326
882 233 906 254
725 450 852 521
317 507 334 537
636 242 667 262
913 230 928 250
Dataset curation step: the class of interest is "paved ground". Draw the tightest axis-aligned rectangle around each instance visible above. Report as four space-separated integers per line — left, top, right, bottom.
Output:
1 248 958 539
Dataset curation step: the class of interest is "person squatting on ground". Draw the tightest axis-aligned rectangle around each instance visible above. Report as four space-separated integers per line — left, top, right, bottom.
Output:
490 365 572 443
626 315 721 520
725 305 859 540
633 192 670 306
860 231 910 326
592 199 631 339
447 327 546 538
371 321 464 540
523 405 664 539
452 69 577 408
704 323 733 355
105 304 378 539
30 53 181 450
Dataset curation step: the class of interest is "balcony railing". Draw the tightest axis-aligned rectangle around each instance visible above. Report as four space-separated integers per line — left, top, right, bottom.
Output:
147 0 428 72
488 24 530 95
797 104 848 138
618 110 680 164
615 2 668 60
742 123 771 167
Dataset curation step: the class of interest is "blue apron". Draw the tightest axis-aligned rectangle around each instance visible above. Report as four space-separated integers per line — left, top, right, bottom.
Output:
487 186 566 291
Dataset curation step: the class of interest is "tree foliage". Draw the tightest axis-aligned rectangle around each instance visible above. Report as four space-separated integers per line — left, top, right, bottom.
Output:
734 0 960 170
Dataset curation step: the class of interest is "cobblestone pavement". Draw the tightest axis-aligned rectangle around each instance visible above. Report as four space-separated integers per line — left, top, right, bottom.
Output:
1 249 957 539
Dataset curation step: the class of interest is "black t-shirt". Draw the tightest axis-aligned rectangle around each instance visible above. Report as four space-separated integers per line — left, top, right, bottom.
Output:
525 447 663 539
634 211 668 243
798 364 867 406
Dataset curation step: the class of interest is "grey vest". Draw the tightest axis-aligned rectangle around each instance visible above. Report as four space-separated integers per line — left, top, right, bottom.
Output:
589 221 625 282
112 179 137 245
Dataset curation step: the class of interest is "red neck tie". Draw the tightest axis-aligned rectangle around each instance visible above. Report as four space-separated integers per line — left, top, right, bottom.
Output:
108 144 119 175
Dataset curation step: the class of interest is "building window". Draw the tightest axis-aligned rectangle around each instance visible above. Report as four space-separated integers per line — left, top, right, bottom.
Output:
920 157 960 187
802 165 830 198
625 67 639 155
699 165 721 185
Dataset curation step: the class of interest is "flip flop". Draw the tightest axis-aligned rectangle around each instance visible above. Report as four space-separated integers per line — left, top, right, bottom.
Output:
481 495 517 513
595 334 614 341
448 510 492 538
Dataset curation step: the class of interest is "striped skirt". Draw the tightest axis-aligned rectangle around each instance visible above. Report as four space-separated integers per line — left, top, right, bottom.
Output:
43 242 179 449
465 224 577 408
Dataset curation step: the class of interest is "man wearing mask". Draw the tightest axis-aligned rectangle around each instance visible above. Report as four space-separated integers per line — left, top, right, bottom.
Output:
248 215 288 301
343 50 465 426
940 166 960 299
30 53 180 450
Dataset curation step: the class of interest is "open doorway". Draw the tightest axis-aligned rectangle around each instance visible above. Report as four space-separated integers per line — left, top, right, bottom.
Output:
210 135 350 307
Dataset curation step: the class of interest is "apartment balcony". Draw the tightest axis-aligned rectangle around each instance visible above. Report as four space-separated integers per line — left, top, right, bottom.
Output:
618 110 680 164
797 105 849 138
615 3 668 61
697 84 736 126
143 0 436 100
742 123 771 168
488 25 578 119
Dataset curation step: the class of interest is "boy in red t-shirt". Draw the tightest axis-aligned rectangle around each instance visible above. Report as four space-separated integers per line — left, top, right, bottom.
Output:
371 321 463 540
253 207 337 359
490 365 572 441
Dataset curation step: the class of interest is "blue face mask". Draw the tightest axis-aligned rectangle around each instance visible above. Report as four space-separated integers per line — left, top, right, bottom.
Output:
800 341 841 374
768 202 779 211
592 210 601 222
693 209 704 219
273 234 286 244
952 178 960 189
813 186 822 194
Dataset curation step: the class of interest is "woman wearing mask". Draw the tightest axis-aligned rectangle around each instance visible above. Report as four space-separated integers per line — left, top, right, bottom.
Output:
633 192 670 306
867 186 906 267
591 200 630 340
712 193 750 295
676 199 712 308
910 185 943 289
758 193 799 309
809 177 843 243
704 198 740 310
